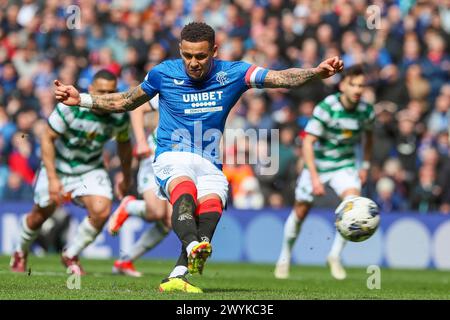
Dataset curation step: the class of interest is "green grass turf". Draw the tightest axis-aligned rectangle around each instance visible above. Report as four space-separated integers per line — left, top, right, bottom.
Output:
0 255 449 300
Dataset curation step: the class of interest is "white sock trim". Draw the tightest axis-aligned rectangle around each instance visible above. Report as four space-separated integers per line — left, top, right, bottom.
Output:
18 215 40 253
186 241 200 256
169 265 188 278
125 200 147 218
65 217 100 258
328 232 347 259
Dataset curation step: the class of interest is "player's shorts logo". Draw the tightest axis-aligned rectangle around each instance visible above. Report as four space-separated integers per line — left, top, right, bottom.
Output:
216 71 229 85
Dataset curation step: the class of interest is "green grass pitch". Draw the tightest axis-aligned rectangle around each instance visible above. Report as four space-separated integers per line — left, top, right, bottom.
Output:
0 255 449 300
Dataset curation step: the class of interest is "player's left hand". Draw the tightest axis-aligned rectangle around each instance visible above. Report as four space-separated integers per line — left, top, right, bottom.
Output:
315 56 344 79
359 169 369 185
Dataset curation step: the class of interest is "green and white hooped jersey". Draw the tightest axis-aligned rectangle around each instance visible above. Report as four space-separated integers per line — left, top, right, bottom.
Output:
47 103 130 175
147 95 159 153
147 129 157 152
305 93 375 173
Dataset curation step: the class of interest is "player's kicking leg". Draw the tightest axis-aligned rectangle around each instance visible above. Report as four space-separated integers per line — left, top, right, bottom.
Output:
62 195 111 275
158 177 204 293
10 204 56 272
168 178 211 273
154 152 228 293
159 195 222 293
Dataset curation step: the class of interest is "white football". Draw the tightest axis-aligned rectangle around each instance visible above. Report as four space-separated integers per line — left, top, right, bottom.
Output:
335 196 380 242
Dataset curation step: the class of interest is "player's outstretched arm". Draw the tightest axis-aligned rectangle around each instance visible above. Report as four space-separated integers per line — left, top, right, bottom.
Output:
54 80 151 113
263 56 344 88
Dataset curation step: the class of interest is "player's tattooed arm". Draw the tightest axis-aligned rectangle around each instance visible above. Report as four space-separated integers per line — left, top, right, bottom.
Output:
54 80 151 113
91 85 150 112
263 56 344 89
264 68 318 88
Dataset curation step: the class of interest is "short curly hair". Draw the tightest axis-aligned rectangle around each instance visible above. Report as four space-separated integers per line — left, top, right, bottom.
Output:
341 64 365 80
181 22 215 48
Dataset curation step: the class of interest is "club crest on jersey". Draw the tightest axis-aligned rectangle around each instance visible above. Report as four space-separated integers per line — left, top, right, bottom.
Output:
216 71 229 85
342 129 353 138
86 131 97 140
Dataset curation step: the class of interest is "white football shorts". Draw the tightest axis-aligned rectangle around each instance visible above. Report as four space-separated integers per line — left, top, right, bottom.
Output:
295 167 361 203
153 151 229 206
33 167 113 207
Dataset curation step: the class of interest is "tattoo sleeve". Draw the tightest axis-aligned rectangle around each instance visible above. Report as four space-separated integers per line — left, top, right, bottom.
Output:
91 85 151 113
264 68 319 88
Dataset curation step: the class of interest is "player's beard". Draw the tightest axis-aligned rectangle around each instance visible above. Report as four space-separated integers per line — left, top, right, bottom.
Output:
189 69 203 79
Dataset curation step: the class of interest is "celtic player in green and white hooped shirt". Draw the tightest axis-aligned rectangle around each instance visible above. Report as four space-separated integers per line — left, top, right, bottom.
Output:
10 70 133 275
275 65 374 281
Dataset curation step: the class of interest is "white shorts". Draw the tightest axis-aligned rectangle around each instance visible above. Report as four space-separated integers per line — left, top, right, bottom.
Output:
295 167 361 203
153 151 229 206
137 155 158 194
33 167 113 208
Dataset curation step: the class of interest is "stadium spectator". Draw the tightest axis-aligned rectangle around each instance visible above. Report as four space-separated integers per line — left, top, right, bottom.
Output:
427 93 450 136
374 177 406 213
410 165 441 213
3 171 33 201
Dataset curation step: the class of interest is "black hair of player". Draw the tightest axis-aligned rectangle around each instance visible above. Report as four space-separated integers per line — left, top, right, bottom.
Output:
93 69 117 82
181 22 215 49
341 64 365 80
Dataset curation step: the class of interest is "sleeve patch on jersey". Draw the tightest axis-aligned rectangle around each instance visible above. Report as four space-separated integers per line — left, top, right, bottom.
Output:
245 65 268 89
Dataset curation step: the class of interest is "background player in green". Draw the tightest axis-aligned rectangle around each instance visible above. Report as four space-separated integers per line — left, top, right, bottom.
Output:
275 65 375 280
10 70 133 275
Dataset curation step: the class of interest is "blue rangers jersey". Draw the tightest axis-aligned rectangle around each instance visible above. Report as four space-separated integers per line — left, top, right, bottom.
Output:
141 59 268 168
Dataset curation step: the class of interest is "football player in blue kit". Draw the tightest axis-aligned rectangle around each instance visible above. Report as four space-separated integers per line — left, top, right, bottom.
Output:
54 22 343 293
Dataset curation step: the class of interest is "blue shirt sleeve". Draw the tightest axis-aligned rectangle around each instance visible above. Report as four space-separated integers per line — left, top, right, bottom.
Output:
140 65 163 97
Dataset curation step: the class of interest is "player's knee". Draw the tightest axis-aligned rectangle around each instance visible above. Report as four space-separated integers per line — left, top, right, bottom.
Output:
88 199 112 222
144 200 165 221
29 204 56 227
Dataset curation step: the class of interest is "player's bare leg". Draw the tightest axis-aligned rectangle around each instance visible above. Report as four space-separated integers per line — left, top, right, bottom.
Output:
327 189 359 280
11 204 56 272
62 195 111 275
113 192 171 277
110 188 170 234
275 201 311 279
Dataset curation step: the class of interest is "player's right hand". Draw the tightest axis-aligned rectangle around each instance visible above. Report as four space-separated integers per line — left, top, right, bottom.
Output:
135 140 153 160
48 177 64 205
312 178 326 196
54 80 81 106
